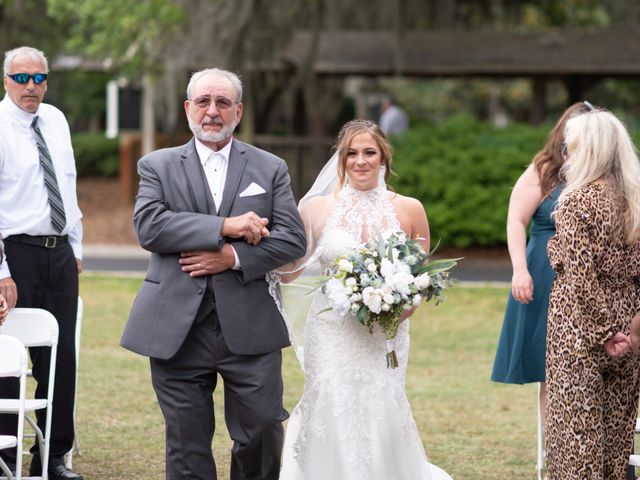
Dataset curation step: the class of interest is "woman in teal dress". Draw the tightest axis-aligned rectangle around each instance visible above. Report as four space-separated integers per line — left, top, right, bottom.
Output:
491 101 595 477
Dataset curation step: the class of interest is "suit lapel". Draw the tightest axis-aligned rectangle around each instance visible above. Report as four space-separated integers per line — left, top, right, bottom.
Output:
218 139 247 217
179 139 209 215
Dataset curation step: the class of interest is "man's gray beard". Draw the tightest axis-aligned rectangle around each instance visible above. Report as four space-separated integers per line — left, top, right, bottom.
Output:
188 116 238 144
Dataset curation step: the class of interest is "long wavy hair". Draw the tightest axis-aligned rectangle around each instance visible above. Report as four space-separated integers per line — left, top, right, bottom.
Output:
334 119 395 189
561 110 640 243
533 102 595 197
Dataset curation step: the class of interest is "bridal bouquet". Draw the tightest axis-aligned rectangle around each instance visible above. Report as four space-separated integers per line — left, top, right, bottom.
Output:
323 231 458 367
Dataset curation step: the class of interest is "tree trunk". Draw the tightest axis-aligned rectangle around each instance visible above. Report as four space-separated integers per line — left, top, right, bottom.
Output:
141 73 156 155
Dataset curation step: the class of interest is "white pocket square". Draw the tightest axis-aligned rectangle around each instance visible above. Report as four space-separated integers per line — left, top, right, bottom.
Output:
239 182 266 197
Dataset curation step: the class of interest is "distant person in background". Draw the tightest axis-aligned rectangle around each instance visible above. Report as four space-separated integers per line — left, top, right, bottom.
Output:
379 96 408 136
0 46 84 480
491 102 594 477
546 109 640 479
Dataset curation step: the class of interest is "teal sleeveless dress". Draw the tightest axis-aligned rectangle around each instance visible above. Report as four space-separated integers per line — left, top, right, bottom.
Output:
491 185 561 384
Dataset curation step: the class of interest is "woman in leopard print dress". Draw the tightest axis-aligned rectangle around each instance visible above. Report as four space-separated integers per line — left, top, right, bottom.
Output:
546 109 640 479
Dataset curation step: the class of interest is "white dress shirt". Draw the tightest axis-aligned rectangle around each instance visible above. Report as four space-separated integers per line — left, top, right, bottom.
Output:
0 94 83 278
194 137 241 269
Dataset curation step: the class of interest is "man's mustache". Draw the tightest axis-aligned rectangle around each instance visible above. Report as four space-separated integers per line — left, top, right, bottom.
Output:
203 116 224 126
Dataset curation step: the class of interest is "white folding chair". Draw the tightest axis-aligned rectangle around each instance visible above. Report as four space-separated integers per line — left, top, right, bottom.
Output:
0 334 29 480
0 309 59 480
64 297 82 469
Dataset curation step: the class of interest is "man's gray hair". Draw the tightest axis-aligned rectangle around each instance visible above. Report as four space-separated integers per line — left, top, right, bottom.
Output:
186 68 243 102
3 46 49 75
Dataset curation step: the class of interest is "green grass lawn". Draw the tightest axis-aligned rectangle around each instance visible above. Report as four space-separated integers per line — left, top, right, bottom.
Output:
69 275 538 479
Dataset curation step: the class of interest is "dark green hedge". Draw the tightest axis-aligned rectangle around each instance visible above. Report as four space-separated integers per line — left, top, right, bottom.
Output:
389 116 553 248
71 133 119 177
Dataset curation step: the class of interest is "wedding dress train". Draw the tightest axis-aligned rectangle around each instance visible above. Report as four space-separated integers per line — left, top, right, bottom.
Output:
279 185 452 480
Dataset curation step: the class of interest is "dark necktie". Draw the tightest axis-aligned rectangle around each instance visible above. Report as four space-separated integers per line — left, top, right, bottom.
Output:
31 116 66 233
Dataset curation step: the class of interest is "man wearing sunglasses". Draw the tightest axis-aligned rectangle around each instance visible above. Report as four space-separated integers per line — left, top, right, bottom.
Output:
0 46 83 480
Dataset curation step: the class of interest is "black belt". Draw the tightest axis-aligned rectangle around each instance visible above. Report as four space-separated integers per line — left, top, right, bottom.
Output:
6 234 69 249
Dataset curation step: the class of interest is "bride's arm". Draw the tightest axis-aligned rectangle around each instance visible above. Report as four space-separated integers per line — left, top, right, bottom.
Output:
397 195 430 322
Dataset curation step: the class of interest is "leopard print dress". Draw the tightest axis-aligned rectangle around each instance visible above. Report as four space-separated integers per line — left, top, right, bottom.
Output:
546 182 640 480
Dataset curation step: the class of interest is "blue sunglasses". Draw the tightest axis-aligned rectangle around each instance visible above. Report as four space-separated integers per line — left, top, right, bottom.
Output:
7 73 47 85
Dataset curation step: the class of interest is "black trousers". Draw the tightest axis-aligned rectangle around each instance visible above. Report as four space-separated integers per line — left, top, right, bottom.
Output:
150 311 287 480
0 239 79 464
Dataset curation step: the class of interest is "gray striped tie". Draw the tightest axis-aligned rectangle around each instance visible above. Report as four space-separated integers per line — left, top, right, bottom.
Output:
31 116 66 233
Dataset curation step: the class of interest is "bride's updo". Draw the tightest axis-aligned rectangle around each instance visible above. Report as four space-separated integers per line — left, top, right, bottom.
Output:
335 119 395 189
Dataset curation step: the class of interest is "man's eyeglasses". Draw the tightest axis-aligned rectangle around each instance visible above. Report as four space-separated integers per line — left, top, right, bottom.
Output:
192 95 237 111
7 73 48 85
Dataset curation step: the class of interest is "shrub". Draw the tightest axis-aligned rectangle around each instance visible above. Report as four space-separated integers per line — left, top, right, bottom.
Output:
389 116 551 248
72 133 119 177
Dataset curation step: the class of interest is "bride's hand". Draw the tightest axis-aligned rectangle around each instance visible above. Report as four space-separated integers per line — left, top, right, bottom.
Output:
399 305 417 323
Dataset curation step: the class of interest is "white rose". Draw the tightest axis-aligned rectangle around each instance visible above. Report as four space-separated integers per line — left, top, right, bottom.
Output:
338 259 353 273
350 303 361 314
412 294 423 306
391 271 415 296
367 262 378 274
350 293 362 302
325 278 352 316
345 277 357 288
381 303 391 312
362 287 383 314
414 273 431 290
360 273 371 285
380 258 396 278
383 293 395 305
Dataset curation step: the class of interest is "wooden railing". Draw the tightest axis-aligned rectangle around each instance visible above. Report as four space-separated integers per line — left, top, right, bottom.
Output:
119 133 334 203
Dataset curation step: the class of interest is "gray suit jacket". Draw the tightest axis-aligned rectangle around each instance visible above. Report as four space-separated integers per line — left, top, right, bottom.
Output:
121 138 306 359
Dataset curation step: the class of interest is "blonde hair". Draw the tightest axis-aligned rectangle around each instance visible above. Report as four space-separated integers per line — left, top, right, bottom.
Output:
561 110 640 242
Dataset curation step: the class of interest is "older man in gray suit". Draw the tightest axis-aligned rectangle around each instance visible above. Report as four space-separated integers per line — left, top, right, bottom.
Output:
121 68 306 480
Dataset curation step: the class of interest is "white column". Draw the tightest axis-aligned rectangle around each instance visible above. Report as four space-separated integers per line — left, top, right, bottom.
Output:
105 80 119 139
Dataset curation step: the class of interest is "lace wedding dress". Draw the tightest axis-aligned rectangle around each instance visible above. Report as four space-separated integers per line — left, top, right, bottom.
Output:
279 185 451 480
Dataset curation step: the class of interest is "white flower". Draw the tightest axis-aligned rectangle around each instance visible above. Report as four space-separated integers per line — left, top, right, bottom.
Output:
367 262 378 274
325 278 352 316
362 287 383 314
360 273 371 285
350 293 362 302
405 255 418 266
345 277 357 288
381 303 391 312
414 273 431 290
412 294 423 306
350 303 360 314
338 258 353 273
383 293 395 305
390 271 415 296
380 258 396 278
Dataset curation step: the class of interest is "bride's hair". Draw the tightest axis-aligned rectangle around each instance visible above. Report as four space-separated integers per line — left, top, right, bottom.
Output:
334 119 395 189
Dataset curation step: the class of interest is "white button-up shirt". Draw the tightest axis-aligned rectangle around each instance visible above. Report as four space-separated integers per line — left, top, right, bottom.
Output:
194 138 241 269
0 94 83 278
195 137 231 211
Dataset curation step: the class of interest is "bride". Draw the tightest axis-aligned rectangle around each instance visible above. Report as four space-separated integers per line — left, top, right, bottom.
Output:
276 120 452 479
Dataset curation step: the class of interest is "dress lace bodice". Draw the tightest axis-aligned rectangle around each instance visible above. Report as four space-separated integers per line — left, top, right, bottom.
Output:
316 185 401 270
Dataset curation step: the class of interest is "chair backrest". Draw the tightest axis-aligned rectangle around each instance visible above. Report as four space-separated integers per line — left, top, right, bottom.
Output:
1 308 59 347
0 334 28 377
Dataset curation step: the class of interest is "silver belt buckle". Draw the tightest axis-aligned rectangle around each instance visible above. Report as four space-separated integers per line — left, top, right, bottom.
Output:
44 236 57 248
